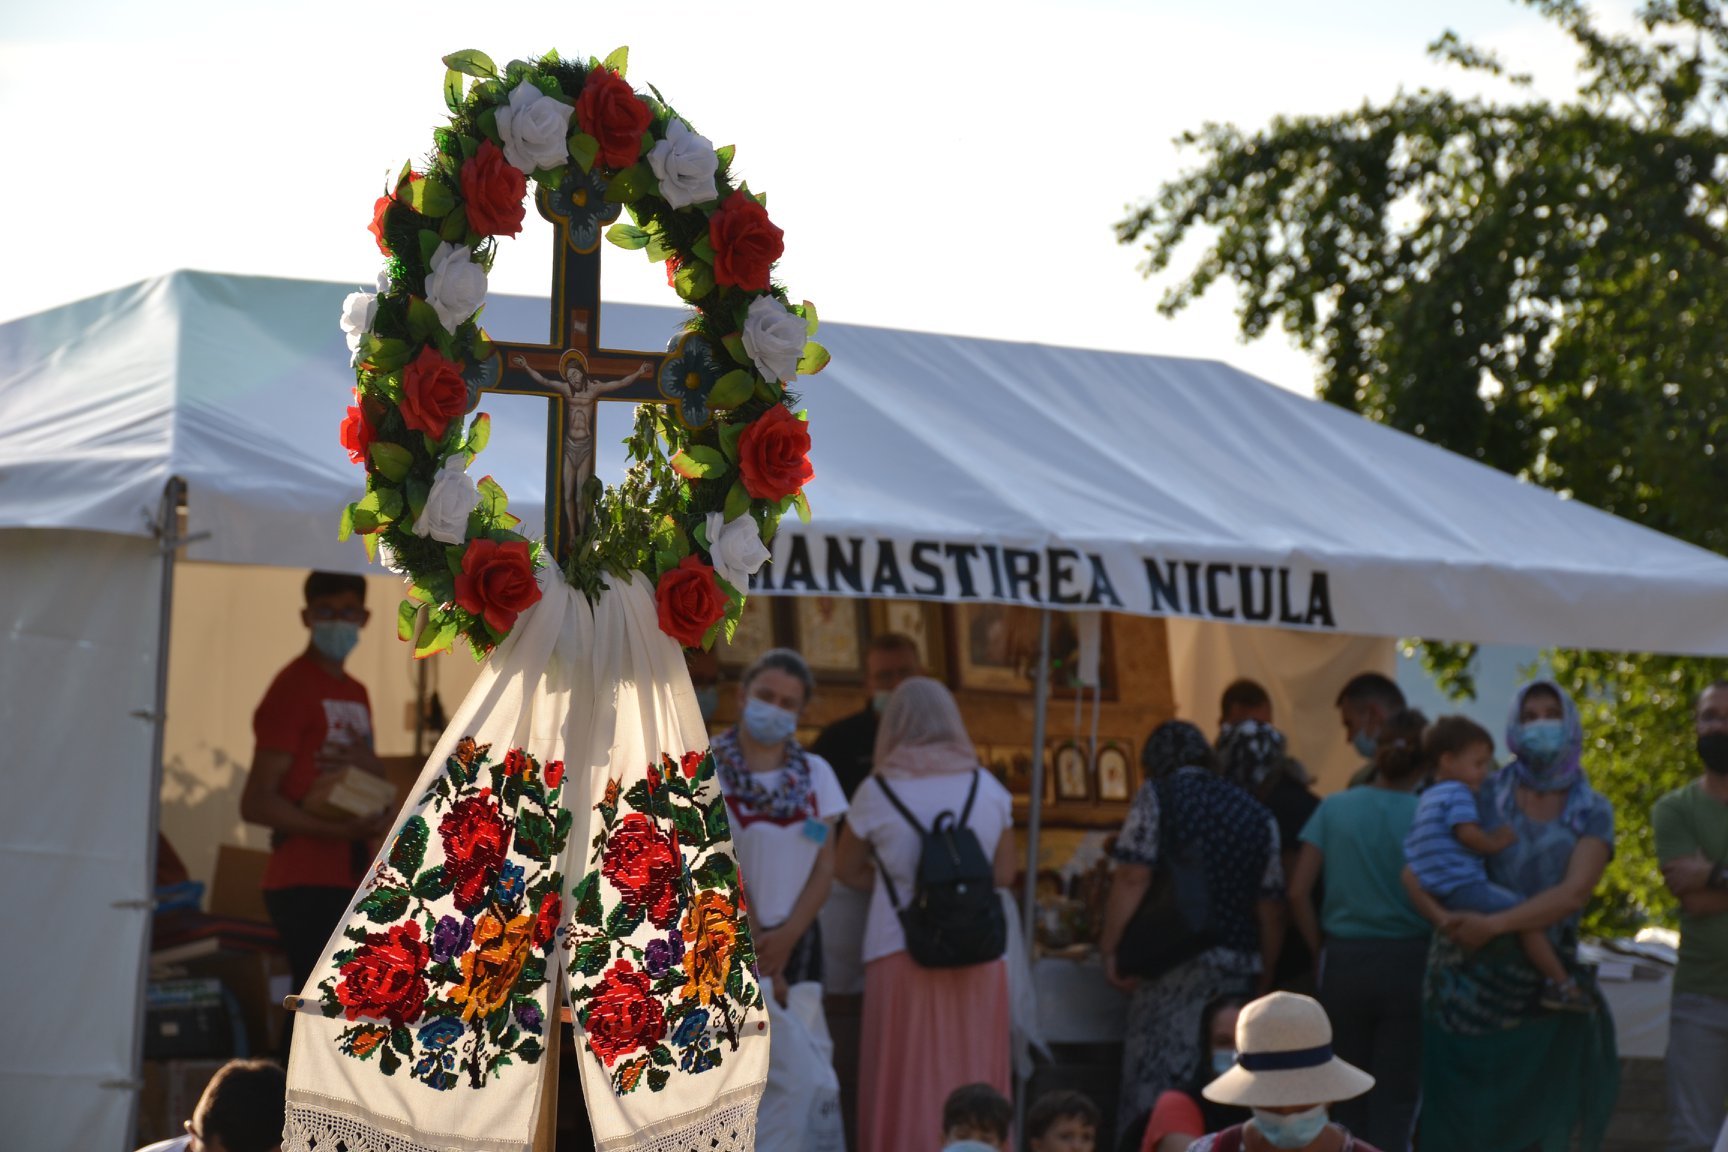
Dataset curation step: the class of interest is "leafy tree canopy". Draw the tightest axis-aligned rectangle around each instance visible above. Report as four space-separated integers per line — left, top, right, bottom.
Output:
1119 0 1728 932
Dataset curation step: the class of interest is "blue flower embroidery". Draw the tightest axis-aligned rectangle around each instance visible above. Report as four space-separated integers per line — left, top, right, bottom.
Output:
671 1007 709 1048
494 861 526 906
546 165 621 255
658 331 723 428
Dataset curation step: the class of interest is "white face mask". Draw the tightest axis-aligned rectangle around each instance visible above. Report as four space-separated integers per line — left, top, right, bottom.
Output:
741 697 798 745
1250 1105 1329 1149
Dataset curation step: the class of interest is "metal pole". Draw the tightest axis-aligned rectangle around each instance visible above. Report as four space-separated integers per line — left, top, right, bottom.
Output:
1014 608 1053 1131
123 476 186 1147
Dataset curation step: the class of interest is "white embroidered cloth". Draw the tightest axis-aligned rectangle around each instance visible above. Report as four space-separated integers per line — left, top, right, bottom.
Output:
284 572 768 1152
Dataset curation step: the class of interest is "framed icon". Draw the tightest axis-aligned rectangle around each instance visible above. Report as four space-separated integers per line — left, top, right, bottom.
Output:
717 594 778 669
793 596 866 678
1054 740 1090 802
1096 742 1133 802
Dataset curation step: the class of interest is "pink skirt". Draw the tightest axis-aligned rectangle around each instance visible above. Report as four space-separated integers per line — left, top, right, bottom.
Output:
856 950 1011 1152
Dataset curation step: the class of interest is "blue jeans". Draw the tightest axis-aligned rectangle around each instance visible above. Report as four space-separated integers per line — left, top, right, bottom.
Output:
1438 879 1522 915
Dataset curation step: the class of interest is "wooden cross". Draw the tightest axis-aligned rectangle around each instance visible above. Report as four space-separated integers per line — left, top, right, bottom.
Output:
472 166 674 563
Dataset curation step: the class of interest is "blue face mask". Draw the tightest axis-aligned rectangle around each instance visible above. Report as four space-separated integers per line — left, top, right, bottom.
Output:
1251 1106 1329 1149
742 697 798 745
1351 730 1378 759
311 620 361 663
1518 719 1567 765
1211 1048 1236 1078
694 686 719 723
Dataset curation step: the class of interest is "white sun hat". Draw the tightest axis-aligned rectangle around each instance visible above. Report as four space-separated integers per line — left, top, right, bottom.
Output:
1202 992 1376 1109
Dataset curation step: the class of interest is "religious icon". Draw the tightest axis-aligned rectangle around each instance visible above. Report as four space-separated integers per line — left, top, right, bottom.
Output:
1096 742 1132 802
1054 740 1090 801
717 593 777 669
794 596 864 676
509 337 652 545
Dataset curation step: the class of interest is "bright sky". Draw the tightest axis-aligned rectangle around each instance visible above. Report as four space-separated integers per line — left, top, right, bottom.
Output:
0 0 1631 394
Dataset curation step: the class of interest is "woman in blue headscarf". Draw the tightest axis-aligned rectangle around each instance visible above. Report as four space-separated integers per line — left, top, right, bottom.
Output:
1412 680 1620 1150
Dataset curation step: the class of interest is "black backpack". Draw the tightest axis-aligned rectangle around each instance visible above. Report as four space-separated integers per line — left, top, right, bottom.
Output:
870 771 1007 968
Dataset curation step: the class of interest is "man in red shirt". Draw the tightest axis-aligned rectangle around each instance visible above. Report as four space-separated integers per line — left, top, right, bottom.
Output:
240 572 390 1033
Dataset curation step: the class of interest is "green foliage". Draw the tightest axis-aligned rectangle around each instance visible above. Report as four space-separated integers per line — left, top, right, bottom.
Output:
1122 0 1728 932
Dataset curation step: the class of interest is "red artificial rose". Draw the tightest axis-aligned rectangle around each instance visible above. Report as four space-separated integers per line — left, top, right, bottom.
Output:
664 257 680 288
460 140 528 237
400 345 469 439
584 959 666 1066
439 792 507 913
368 173 423 253
335 921 430 1026
454 539 542 634
575 67 652 169
737 404 813 501
339 396 375 465
680 749 705 779
545 760 565 789
708 191 784 292
655 555 728 648
601 812 681 929
533 891 562 950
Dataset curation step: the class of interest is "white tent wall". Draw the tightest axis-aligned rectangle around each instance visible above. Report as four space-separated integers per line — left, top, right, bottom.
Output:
160 563 485 893
0 529 162 1150
1164 620 1397 791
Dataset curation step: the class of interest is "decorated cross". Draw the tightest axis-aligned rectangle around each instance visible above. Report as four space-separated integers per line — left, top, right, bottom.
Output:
477 170 673 562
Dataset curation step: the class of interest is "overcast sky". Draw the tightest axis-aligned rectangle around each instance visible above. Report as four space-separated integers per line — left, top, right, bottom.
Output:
0 0 1631 394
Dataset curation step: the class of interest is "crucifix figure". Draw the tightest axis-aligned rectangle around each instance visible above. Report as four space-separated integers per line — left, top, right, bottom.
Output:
481 168 673 563
509 334 652 547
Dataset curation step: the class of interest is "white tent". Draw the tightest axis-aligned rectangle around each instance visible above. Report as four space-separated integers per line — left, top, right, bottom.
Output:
6 270 1728 1149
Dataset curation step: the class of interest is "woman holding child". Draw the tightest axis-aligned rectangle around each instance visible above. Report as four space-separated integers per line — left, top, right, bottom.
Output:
1411 681 1620 1150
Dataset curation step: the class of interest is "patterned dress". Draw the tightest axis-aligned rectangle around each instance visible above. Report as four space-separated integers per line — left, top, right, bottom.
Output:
1112 766 1283 1133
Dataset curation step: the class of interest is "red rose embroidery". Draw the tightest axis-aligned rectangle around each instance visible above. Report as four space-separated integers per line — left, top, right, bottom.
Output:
585 960 666 1066
602 813 680 929
575 67 652 169
680 749 705 779
400 345 469 440
454 539 542 634
545 760 565 789
736 404 813 501
339 395 375 465
533 891 562 950
439 792 507 913
459 139 528 237
708 191 784 292
655 555 728 648
335 921 430 1026
503 748 529 777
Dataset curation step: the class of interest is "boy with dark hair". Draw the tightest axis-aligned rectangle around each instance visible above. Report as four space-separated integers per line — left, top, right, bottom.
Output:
940 1082 1013 1152
240 571 389 1049
1027 1089 1099 1152
135 1058 286 1152
1335 671 1407 786
1219 678 1273 734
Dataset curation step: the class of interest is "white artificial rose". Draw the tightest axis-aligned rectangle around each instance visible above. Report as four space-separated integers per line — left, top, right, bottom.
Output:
496 81 575 174
425 243 488 333
647 119 719 210
740 295 807 384
413 457 482 545
339 289 377 366
705 511 771 593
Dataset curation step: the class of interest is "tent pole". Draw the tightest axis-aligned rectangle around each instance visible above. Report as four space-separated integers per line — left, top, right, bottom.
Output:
125 476 187 1146
1014 608 1053 1126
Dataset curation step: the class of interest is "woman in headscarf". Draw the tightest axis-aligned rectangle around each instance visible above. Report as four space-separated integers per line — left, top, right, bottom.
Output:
1100 721 1286 1145
835 677 1016 1152
1409 679 1620 1150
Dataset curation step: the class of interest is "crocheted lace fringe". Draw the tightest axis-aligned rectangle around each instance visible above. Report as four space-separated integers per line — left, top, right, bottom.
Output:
283 1099 757 1152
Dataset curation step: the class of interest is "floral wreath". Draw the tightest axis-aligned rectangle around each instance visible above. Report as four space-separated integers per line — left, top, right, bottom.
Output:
337 47 825 658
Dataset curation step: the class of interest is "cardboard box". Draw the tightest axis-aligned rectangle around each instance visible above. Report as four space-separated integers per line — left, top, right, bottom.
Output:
209 844 271 923
303 765 397 820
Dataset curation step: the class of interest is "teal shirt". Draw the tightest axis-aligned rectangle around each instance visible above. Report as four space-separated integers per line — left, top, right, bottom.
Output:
1300 786 1431 941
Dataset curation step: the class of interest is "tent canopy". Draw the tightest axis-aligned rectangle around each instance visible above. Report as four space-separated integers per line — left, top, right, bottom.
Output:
5 269 1728 655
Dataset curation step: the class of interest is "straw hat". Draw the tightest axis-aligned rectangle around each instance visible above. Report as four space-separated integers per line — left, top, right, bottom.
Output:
1202 992 1375 1109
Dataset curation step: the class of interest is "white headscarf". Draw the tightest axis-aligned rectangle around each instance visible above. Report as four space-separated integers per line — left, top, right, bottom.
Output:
873 676 979 779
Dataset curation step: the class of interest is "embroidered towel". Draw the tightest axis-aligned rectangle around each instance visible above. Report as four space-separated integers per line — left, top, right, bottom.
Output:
284 571 768 1152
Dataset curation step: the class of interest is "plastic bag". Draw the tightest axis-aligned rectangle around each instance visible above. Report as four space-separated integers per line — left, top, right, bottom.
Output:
756 981 845 1152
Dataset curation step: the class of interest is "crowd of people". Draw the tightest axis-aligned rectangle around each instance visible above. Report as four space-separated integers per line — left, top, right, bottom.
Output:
206 572 1728 1152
